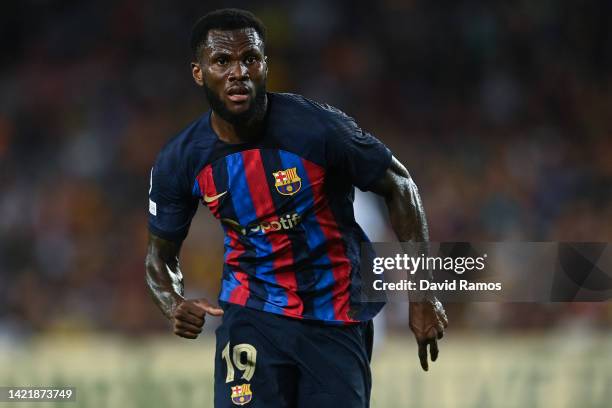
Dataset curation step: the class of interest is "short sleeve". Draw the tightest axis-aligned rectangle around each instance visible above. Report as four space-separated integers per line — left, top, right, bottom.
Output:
325 110 392 191
148 155 198 243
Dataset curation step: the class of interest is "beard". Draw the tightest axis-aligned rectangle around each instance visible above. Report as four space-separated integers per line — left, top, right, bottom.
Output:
204 81 267 127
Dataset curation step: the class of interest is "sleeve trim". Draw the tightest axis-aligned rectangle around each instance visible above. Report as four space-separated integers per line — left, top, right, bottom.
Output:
359 147 393 192
148 223 188 243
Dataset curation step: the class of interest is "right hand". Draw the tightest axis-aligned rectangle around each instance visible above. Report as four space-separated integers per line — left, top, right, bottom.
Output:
409 297 448 371
172 298 224 339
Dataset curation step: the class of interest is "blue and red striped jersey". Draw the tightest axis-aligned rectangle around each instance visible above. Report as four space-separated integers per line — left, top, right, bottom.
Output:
148 93 391 324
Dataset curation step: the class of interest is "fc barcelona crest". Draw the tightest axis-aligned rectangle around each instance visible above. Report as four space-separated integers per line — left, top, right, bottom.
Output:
231 383 253 405
273 167 302 196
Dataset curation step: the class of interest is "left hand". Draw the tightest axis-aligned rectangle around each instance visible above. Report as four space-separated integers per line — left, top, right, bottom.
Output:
409 297 448 371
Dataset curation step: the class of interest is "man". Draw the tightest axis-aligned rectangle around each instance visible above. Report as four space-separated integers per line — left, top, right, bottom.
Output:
145 8 447 408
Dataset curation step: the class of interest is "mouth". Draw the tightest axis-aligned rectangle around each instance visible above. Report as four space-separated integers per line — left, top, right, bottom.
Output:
226 85 251 103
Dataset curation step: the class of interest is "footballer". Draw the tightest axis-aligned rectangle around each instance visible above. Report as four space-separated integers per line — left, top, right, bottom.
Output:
145 8 448 408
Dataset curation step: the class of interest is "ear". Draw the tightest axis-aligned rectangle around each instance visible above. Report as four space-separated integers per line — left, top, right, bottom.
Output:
191 62 205 87
264 56 269 76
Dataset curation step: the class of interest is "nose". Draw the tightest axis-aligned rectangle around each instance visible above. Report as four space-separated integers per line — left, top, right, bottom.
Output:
228 61 249 82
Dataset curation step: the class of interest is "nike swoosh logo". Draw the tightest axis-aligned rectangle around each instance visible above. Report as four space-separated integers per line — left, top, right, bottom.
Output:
203 191 227 203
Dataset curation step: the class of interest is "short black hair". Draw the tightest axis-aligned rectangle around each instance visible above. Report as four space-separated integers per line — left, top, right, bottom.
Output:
190 8 266 60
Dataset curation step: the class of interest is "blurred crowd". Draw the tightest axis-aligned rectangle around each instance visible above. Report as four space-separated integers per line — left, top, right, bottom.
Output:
0 0 611 336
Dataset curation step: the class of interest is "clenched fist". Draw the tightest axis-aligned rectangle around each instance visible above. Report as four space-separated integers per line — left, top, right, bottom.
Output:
172 298 224 339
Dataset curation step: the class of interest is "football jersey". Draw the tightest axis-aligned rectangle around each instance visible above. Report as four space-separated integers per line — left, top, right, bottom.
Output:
148 93 391 324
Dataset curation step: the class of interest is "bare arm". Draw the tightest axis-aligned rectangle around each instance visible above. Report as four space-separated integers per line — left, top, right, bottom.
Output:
369 156 448 371
145 232 223 338
368 156 429 242
145 233 185 319
369 156 433 287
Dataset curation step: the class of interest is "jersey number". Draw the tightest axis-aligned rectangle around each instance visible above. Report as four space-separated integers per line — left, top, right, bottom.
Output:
221 342 257 383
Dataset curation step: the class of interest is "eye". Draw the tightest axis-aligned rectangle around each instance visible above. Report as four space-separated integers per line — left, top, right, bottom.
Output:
216 56 228 66
245 55 259 65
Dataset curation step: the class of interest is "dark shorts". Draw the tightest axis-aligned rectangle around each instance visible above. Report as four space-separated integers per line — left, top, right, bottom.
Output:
214 304 374 408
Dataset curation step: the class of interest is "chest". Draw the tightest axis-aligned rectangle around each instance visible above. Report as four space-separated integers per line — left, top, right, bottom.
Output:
195 148 327 227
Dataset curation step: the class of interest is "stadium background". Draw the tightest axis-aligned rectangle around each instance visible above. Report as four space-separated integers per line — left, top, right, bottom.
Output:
0 0 611 406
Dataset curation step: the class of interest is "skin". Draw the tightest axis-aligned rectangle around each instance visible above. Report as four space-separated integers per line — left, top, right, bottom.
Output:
369 157 449 371
146 27 447 371
145 235 223 338
191 28 268 143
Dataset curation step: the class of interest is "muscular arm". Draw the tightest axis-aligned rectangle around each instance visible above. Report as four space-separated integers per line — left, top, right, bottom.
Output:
145 233 185 320
369 155 448 371
369 156 429 243
369 156 434 291
145 232 223 338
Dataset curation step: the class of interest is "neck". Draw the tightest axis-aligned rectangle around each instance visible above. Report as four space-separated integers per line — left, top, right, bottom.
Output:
211 94 268 144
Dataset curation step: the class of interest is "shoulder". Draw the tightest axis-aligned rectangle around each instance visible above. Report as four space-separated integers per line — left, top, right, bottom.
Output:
153 112 217 194
270 92 355 126
268 93 358 145
154 113 216 174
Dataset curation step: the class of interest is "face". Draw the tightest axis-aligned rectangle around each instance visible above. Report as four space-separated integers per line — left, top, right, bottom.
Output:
192 28 268 125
